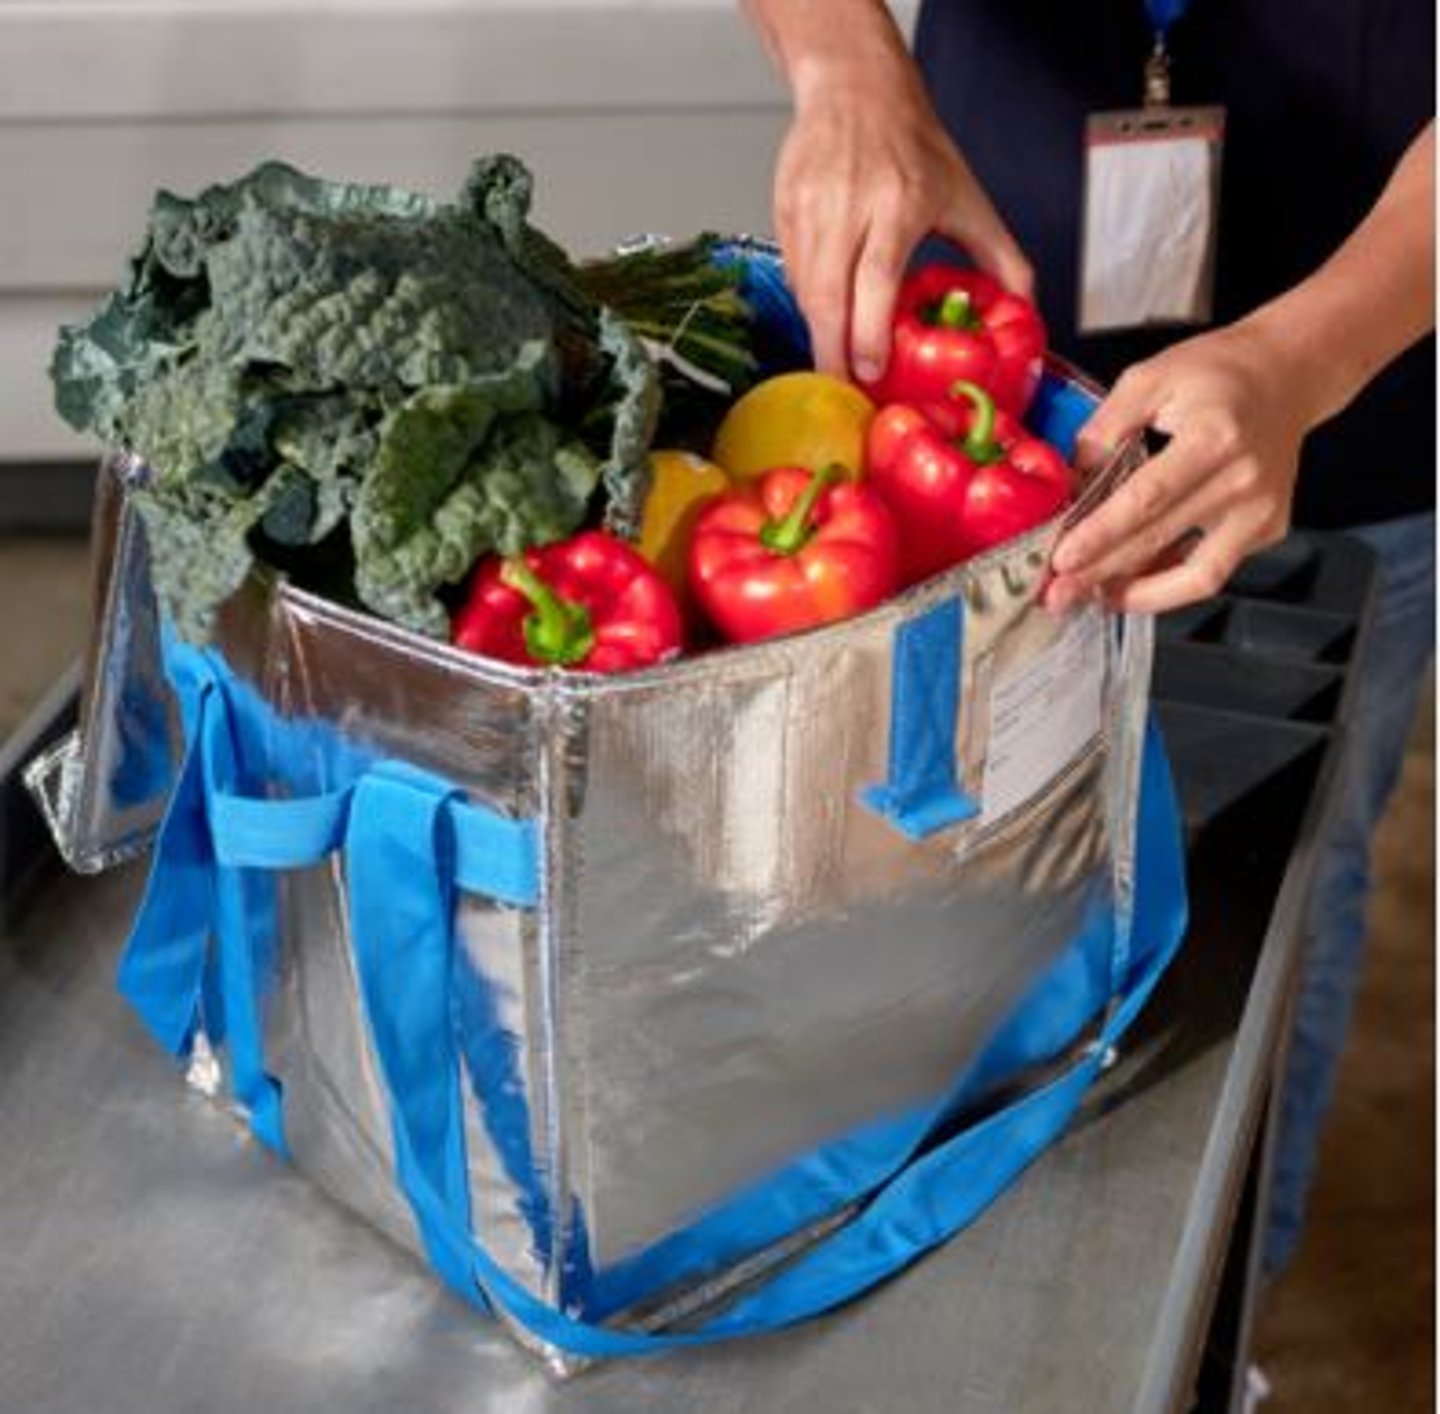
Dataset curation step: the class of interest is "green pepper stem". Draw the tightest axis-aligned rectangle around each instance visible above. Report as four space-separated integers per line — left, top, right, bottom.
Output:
949 379 1003 465
760 464 840 555
501 558 596 667
936 288 977 330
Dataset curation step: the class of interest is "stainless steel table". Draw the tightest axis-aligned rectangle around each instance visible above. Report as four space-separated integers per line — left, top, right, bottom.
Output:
0 535 1371 1414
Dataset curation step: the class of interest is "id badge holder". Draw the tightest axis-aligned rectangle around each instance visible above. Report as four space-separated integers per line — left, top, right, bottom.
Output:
1078 42 1225 335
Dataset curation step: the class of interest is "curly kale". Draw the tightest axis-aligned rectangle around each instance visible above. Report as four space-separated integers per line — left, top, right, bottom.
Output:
350 356 604 636
51 156 749 641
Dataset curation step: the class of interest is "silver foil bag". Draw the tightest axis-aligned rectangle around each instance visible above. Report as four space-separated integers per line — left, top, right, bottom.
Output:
26 451 180 874
31 355 1159 1372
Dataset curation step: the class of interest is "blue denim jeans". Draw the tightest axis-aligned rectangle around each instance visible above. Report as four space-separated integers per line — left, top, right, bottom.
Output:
1263 512 1436 1274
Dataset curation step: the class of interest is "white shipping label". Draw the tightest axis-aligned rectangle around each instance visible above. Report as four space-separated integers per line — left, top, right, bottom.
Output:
981 607 1107 824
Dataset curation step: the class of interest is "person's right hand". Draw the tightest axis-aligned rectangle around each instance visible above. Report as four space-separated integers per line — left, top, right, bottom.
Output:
773 47 1032 384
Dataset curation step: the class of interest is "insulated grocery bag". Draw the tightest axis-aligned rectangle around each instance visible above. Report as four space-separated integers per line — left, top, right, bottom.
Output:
29 249 1188 1374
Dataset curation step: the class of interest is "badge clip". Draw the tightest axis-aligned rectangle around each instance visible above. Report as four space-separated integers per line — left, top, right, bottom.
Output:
1143 35 1172 109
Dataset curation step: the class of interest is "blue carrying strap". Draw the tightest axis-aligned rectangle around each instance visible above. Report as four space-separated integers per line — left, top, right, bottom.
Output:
586 701 1190 1322
209 759 539 1309
119 658 286 1154
350 720 1187 1357
118 681 219 1058
345 762 485 1307
116 649 541 1173
205 753 542 1308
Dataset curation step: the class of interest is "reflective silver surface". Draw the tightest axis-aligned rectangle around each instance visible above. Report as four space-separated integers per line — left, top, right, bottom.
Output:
30 371 1155 1367
24 453 178 874
560 601 1121 1279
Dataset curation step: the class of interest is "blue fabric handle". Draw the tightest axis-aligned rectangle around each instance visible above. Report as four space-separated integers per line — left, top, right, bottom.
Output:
116 645 542 1166
210 784 351 868
118 661 286 1154
198 688 286 1153
862 597 979 839
118 683 219 1057
209 768 545 1299
345 762 486 1308
584 891 1117 1321
349 720 1187 1357
202 756 546 1306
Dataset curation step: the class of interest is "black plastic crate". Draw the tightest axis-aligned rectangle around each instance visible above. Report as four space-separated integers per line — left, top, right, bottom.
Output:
1224 534 1374 613
1153 701 1330 835
1153 531 1375 829
1152 643 1344 725
1158 601 1356 666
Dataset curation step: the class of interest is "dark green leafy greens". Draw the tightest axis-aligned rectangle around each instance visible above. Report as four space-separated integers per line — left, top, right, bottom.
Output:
52 156 753 640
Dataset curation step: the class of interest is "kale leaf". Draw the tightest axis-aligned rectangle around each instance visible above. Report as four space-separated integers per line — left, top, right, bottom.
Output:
52 157 672 641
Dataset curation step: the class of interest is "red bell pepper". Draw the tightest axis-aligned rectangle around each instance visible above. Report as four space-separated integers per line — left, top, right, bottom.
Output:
867 381 1074 586
865 265 1046 418
688 463 900 645
452 530 683 673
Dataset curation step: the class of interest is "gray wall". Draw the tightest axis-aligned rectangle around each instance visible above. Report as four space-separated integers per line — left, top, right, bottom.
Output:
0 0 916 463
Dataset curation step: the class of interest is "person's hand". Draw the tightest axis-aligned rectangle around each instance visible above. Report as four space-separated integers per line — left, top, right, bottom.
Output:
773 50 1031 382
1044 321 1318 616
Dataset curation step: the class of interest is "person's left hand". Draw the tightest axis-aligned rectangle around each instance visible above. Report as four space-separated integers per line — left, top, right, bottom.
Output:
1044 321 1317 615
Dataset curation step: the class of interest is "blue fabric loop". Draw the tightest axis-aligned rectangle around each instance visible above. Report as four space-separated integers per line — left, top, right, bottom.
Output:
862 597 979 839
453 804 541 910
117 648 541 1165
585 890 1117 1320
209 783 538 910
210 784 352 869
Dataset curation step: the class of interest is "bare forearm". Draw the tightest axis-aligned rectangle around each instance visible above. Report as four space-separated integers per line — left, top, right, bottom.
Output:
739 0 1029 373
1245 122 1435 430
742 0 915 104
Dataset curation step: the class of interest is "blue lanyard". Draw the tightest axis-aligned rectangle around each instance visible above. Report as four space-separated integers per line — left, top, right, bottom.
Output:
1144 0 1189 43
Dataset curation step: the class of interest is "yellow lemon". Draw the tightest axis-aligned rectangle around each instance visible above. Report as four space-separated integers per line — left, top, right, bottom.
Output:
639 449 731 597
711 372 876 482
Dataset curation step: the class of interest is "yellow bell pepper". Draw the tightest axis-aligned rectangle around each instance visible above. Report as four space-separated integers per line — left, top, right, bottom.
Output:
638 449 732 603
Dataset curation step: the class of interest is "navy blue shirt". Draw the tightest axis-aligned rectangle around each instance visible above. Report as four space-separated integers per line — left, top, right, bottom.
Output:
915 0 1435 529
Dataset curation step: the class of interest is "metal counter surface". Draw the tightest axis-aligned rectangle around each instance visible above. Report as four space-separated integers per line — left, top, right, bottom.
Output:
6 529 1370 1413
